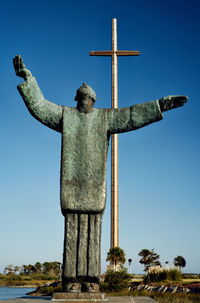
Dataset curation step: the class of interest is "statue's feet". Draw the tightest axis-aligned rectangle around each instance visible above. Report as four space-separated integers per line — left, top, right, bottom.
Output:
82 282 99 292
66 282 81 292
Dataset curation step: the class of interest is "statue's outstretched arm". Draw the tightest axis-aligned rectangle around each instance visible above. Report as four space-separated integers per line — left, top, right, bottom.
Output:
13 55 63 133
107 100 163 134
107 95 188 134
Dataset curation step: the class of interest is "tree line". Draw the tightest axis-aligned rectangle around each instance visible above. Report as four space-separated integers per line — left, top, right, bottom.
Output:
3 261 61 277
106 247 186 272
101 248 187 291
138 249 186 272
3 248 186 277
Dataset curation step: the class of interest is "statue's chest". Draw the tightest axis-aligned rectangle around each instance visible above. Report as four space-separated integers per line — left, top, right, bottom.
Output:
62 108 108 149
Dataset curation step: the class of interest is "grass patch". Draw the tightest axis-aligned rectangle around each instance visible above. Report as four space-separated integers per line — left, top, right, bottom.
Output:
144 268 182 283
106 290 200 303
182 279 200 284
0 279 53 287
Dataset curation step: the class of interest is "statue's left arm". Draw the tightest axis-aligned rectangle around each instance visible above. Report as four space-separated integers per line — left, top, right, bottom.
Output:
107 96 188 134
13 55 63 132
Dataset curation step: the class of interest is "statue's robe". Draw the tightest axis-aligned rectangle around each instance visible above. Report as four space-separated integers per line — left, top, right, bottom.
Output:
18 76 163 285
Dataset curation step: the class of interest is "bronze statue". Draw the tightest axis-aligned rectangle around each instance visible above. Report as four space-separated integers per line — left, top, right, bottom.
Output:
13 54 188 293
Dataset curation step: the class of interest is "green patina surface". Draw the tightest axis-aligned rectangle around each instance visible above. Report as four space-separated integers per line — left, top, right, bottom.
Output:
17 75 163 289
14 53 187 293
18 76 163 214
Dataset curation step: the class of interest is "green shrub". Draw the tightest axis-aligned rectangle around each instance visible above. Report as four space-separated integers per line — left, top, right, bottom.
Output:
168 268 182 281
144 267 182 283
0 274 5 280
34 283 62 296
100 268 131 292
4 274 23 282
182 273 199 279
29 273 53 280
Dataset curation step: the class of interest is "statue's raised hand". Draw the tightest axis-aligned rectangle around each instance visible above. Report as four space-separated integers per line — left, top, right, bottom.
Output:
159 95 188 112
13 54 32 80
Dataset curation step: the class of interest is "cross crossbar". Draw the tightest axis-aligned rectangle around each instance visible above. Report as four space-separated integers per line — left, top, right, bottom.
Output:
90 50 140 56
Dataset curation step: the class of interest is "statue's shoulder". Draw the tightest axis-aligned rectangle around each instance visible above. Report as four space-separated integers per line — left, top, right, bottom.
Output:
94 108 112 118
63 106 75 112
94 108 112 114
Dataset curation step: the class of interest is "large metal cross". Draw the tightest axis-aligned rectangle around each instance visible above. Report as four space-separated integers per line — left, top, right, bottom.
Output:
89 18 140 249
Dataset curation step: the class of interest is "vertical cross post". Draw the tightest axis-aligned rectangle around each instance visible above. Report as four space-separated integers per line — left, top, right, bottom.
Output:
111 18 119 249
89 18 140 249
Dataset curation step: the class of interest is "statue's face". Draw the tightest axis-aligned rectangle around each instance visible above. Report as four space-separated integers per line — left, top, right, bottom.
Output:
76 95 95 113
79 95 94 107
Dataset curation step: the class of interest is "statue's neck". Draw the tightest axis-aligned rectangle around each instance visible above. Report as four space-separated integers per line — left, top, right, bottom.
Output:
76 99 94 114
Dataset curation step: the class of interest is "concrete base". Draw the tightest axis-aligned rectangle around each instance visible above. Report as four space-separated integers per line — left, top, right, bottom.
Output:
51 292 107 302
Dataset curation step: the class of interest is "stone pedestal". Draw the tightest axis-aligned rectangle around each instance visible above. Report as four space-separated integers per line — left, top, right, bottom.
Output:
51 292 107 302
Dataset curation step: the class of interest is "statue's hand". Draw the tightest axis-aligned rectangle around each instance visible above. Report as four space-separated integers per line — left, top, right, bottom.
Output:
159 95 188 112
13 54 32 80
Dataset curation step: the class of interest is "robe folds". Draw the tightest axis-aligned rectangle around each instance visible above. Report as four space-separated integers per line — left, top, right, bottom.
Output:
18 76 163 283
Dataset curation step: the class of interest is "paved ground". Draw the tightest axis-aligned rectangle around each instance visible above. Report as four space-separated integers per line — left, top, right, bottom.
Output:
108 297 157 303
0 295 158 303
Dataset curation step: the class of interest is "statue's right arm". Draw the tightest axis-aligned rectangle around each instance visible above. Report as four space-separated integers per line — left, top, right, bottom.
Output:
13 55 63 133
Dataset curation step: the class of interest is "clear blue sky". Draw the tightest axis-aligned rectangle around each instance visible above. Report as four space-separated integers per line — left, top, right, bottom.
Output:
0 0 199 274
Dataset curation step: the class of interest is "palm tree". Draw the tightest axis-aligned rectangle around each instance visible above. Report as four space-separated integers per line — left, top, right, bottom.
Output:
27 264 35 275
4 264 14 275
138 249 161 272
14 266 20 274
106 247 126 271
34 262 42 274
173 256 186 270
22 265 29 275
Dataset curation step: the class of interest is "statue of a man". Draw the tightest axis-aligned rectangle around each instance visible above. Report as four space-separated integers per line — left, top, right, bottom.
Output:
13 54 188 293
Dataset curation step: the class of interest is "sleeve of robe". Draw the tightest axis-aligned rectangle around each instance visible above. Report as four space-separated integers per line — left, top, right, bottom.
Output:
107 100 163 134
17 76 63 133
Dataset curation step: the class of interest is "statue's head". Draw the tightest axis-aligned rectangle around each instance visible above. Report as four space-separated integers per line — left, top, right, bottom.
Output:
74 83 97 103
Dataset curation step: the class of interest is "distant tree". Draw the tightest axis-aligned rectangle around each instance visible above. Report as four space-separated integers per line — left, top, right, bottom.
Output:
43 262 52 275
138 249 161 272
21 265 29 275
34 262 43 274
52 262 62 275
173 256 186 270
4 264 14 275
27 264 35 275
43 261 61 277
14 266 20 274
106 247 126 271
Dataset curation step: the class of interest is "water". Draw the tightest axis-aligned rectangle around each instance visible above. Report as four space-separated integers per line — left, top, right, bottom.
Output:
0 287 35 300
